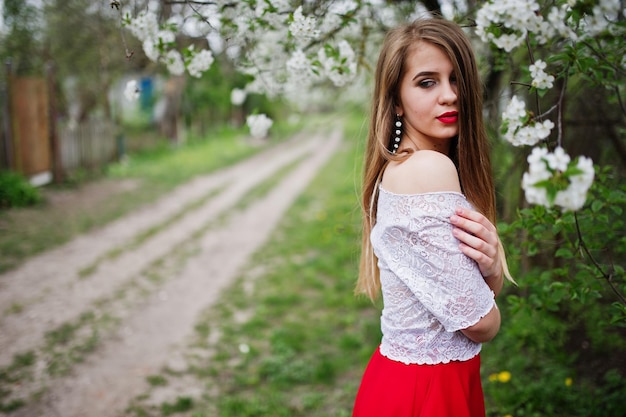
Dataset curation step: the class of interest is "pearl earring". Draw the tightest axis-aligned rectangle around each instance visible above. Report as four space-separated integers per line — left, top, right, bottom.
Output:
391 114 402 154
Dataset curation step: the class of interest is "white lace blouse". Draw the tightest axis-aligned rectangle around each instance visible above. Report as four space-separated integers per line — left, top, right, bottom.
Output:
372 187 495 365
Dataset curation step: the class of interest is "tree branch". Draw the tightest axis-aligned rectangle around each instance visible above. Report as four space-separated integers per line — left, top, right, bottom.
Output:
112 1 134 60
574 212 626 306
555 69 568 148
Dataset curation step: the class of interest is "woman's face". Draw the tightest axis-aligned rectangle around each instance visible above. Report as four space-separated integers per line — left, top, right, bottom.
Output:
395 41 458 155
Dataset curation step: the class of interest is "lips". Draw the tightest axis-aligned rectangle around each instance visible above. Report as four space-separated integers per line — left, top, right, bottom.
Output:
437 111 458 124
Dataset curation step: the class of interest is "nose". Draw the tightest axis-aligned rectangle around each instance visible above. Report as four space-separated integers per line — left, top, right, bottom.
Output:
439 80 457 105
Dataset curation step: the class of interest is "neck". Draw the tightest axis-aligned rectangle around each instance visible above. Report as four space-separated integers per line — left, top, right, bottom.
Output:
399 135 452 156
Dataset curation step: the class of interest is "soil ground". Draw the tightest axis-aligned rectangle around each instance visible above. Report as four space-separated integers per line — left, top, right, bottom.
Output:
0 129 342 417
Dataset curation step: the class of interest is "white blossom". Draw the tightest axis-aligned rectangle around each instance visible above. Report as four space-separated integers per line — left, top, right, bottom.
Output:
513 126 539 146
578 0 622 37
286 49 319 87
553 192 583 211
492 33 525 52
534 120 555 141
187 48 214 78
475 0 558 51
289 6 320 45
545 146 570 171
529 59 546 75
547 5 578 41
156 29 176 46
502 96 554 147
527 145 550 166
507 120 554 147
554 155 595 211
502 96 527 144
270 0 291 13
522 147 551 207
503 95 526 121
581 9 611 36
474 0 579 44
123 79 140 102
531 71 555 90
318 40 357 87
571 156 595 191
599 0 621 16
127 11 159 41
163 50 185 76
246 114 274 139
522 146 595 211
142 39 160 62
231 88 247 106
522 174 550 207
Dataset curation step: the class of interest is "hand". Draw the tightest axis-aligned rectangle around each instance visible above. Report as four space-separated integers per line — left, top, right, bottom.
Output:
450 207 503 294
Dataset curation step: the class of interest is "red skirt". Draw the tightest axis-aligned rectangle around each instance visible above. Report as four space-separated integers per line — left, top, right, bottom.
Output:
352 347 485 417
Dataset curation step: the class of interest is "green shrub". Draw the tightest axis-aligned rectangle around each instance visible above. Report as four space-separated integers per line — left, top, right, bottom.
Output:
485 165 626 416
0 171 42 209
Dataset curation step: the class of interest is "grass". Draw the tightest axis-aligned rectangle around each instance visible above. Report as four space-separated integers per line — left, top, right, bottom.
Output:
0 351 35 412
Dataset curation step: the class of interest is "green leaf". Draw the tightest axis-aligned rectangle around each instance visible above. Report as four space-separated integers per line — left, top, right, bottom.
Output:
555 247 574 259
591 199 604 213
563 165 584 177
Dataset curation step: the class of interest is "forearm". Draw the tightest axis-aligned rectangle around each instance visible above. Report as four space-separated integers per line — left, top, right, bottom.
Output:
460 304 501 343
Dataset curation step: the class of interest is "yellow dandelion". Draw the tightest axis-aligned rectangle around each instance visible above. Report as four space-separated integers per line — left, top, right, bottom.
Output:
565 377 573 387
497 371 512 383
489 373 498 382
504 414 513 417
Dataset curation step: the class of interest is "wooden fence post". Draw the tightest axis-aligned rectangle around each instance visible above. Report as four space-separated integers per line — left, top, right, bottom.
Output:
47 61 63 183
2 59 14 171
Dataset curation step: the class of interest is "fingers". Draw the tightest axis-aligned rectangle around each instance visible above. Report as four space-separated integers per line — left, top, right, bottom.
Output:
450 207 500 277
450 206 496 236
452 227 496 259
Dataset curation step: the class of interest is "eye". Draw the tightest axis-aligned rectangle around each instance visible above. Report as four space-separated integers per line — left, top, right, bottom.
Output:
418 79 436 88
450 75 458 85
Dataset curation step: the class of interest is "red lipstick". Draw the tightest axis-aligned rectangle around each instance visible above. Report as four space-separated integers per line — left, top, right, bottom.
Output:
437 111 458 124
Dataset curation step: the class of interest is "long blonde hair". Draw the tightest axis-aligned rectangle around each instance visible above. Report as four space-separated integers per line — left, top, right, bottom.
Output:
356 18 511 300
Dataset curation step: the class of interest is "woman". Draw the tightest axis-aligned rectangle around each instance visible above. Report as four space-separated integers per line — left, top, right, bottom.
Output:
353 18 512 417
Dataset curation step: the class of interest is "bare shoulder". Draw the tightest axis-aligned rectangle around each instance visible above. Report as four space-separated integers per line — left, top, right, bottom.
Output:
382 150 461 194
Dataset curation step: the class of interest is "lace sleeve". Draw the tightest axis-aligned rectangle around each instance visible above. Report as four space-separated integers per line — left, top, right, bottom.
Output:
374 190 495 333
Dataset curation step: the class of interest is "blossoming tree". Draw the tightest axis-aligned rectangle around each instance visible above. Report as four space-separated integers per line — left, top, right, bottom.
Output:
476 0 626 324
115 0 429 139
477 0 623 212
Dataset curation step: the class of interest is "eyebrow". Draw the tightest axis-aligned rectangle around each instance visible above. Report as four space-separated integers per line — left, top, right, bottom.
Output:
411 71 438 81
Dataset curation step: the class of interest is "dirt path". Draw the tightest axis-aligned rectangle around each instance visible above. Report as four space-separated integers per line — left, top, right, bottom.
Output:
0 129 342 417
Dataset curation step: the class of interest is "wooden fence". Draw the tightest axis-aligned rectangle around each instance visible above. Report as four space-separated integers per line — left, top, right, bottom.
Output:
57 119 118 175
0 67 120 183
0 76 52 185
